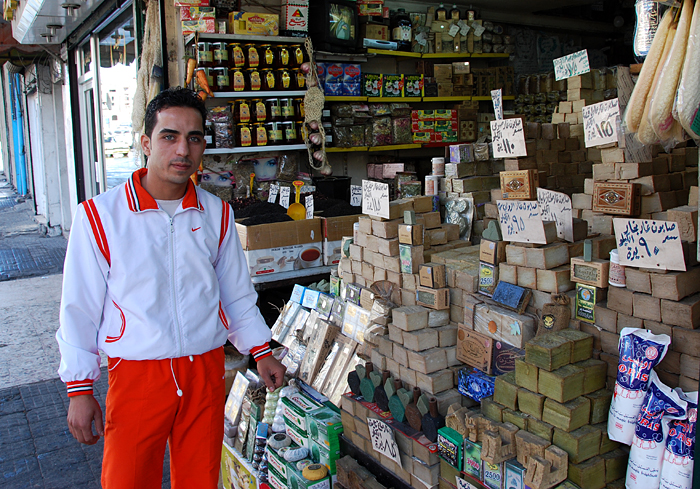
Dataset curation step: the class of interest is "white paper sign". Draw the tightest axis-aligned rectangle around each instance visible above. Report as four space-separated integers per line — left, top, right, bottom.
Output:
490 118 527 158
582 98 621 148
458 20 470 36
305 195 314 220
279 186 291 209
448 24 459 37
268 183 279 204
473 24 486 37
613 218 687 271
362 180 390 219
537 188 574 242
491 89 503 121
553 49 590 81
497 200 548 244
457 477 479 489
350 185 362 206
367 418 402 466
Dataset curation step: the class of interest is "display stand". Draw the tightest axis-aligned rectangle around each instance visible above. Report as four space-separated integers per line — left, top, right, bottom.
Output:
251 265 334 291
340 435 413 489
221 441 260 489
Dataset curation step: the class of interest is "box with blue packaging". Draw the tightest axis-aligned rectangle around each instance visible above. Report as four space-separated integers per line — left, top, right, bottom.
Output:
342 83 362 96
458 368 495 401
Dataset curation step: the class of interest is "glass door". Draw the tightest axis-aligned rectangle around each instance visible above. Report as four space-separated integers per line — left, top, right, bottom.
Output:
76 38 104 199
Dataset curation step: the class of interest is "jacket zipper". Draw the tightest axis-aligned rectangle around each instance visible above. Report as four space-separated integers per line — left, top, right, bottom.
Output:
170 218 184 357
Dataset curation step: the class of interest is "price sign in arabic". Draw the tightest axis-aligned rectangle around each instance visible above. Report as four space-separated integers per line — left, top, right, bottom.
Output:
582 98 621 148
267 183 279 204
279 186 291 209
491 118 527 158
305 195 314 220
537 189 574 242
367 418 402 466
613 218 686 271
362 180 390 219
350 185 362 206
553 49 590 81
497 200 548 244
491 88 503 121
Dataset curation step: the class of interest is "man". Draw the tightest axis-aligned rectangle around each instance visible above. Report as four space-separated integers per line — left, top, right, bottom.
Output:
56 87 286 488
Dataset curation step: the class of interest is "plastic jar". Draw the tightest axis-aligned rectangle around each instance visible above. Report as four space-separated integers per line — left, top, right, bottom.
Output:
212 67 229 91
247 68 262 91
236 123 253 147
244 44 259 68
252 99 267 122
609 249 626 287
228 43 245 68
276 45 291 67
281 121 298 144
292 69 306 90
425 175 440 196
254 123 268 146
197 42 213 67
278 69 292 90
290 44 304 66
279 98 295 120
212 42 229 67
261 69 277 91
431 157 445 176
232 100 252 123
265 98 281 121
229 67 246 92
260 44 276 68
266 122 283 145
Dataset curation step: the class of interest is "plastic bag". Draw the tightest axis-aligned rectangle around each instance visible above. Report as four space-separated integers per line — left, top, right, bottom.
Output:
634 0 663 58
331 104 353 118
369 103 391 117
392 117 412 144
333 126 353 148
659 391 698 489
444 196 474 241
371 117 393 146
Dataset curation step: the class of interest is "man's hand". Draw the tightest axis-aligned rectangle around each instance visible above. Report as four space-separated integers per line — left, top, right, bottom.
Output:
257 356 286 392
67 395 104 445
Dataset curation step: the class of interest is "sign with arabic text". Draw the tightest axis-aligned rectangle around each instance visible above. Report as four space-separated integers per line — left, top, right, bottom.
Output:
279 186 291 209
582 98 620 148
362 180 390 219
553 50 590 81
350 185 362 206
537 189 574 242
491 89 503 120
497 200 548 244
490 118 527 158
367 418 402 466
613 218 686 271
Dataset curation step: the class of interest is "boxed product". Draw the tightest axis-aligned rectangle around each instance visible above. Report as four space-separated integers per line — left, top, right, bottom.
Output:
363 73 383 97
411 109 434 121
324 63 344 84
412 120 435 133
464 439 483 480
404 74 424 97
458 367 495 401
434 109 456 121
433 131 458 143
500 170 539 200
413 132 432 143
182 19 215 34
180 6 215 20
176 0 210 5
281 0 309 34
381 74 404 97
361 23 389 40
229 11 279 36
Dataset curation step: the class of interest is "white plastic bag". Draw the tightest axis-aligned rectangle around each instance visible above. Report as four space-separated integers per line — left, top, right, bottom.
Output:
659 391 697 489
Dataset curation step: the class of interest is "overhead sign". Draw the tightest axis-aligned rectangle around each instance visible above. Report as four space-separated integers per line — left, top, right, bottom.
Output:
305 195 314 220
497 200 548 244
279 186 291 209
582 98 621 148
491 88 503 121
553 49 590 81
350 185 362 206
613 218 686 271
367 418 402 466
537 189 574 242
490 118 527 158
362 180 390 219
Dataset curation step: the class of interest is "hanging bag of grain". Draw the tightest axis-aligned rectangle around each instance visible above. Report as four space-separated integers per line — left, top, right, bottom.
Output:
659 391 698 489
676 1 700 139
608 328 671 444
626 371 688 489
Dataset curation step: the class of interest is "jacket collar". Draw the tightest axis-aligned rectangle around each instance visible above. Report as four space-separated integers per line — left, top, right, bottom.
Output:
125 168 203 213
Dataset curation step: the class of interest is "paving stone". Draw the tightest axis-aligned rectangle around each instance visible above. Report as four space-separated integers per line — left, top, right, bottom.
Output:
33 430 77 455
0 456 42 487
26 404 67 425
42 461 94 489
0 421 32 446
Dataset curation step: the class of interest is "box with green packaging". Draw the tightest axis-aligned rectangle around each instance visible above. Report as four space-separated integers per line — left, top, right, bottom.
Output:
306 407 343 450
267 445 291 481
284 419 310 448
268 464 287 489
287 465 332 489
464 439 483 480
310 439 341 475
281 391 323 432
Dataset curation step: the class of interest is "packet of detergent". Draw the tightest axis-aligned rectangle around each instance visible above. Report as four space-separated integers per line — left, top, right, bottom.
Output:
626 371 687 489
659 390 697 489
608 327 671 445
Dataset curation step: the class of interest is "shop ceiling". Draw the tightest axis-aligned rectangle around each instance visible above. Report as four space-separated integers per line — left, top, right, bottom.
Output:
12 0 105 45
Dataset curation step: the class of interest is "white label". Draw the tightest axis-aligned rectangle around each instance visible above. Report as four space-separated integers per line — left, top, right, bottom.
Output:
582 98 621 148
613 218 687 271
491 88 503 121
457 477 479 489
279 186 291 209
268 184 279 204
458 20 470 36
537 188 574 242
362 180 390 219
367 418 402 466
350 185 362 206
553 49 590 81
305 195 314 220
497 200 548 244
473 24 486 37
490 118 527 158
448 24 460 37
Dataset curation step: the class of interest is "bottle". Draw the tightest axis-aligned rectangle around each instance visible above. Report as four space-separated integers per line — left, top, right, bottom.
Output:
449 4 460 20
435 3 447 21
391 9 412 52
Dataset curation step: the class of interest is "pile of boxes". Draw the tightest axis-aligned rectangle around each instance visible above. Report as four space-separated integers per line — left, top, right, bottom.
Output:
412 109 459 143
318 63 363 97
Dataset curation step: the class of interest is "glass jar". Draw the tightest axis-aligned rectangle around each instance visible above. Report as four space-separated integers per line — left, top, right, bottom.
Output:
247 68 262 91
244 44 259 68
280 98 295 120
254 123 268 146
229 67 246 92
228 43 245 68
236 123 253 147
196 68 214 92
281 121 298 144
391 9 413 52
292 69 306 90
276 45 291 67
298 120 308 142
260 44 276 68
278 69 292 90
266 98 281 121
261 69 277 91
293 98 305 119
252 99 267 122
197 42 214 67
212 42 229 67
232 100 252 123
212 67 229 91
290 45 304 67
265 122 283 145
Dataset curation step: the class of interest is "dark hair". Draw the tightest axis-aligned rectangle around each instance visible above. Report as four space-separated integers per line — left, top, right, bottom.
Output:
143 87 206 137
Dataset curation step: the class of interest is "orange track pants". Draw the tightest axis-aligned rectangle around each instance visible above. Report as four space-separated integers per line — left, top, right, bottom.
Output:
101 347 225 489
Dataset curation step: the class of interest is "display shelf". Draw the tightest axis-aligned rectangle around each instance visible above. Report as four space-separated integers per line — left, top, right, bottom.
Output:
325 96 368 102
213 90 306 98
423 141 456 148
326 146 369 153
422 53 471 59
367 48 422 58
250 265 334 290
204 144 307 155
471 95 515 101
194 33 306 43
471 52 511 58
368 143 422 152
367 97 422 102
422 96 473 102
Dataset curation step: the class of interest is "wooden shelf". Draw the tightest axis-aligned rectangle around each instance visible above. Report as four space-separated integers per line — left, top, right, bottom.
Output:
325 96 368 102
471 53 511 58
204 144 307 155
213 90 306 98
367 48 422 58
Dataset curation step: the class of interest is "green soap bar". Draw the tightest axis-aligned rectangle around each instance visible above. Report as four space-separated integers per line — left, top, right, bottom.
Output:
503 409 529 430
586 390 613 425
575 359 607 395
528 417 555 443
518 388 546 420
568 456 605 489
553 425 601 464
542 397 590 433
526 334 573 372
494 371 519 411
537 364 585 404
555 329 594 363
481 397 505 423
515 358 539 392
601 448 628 483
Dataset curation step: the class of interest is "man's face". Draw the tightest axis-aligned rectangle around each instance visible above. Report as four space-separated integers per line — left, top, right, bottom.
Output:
140 106 205 195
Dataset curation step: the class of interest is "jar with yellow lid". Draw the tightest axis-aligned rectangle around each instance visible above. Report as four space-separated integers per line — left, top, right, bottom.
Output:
228 43 245 68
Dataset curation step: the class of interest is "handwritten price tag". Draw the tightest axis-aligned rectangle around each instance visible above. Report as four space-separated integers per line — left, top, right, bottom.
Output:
497 200 548 244
279 186 291 209
305 195 314 220
491 88 503 121
350 185 362 206
582 98 621 148
537 188 574 242
553 49 590 81
473 23 486 37
367 418 402 466
458 20 470 36
448 24 460 37
490 118 527 158
613 218 686 271
268 184 279 204
362 180 390 219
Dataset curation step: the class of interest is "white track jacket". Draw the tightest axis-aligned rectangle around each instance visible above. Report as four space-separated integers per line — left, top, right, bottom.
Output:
57 169 271 396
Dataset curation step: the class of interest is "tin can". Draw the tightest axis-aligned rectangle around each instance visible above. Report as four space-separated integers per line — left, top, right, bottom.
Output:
425 175 440 196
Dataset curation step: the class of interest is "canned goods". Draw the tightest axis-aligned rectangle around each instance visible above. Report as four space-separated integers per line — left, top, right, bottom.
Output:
197 42 213 67
290 45 304 67
244 44 259 68
229 68 246 91
236 123 253 147
278 69 292 90
252 99 267 122
254 123 268 146
280 98 295 120
260 44 276 68
265 98 281 121
265 122 283 145
229 43 245 68
212 42 228 66
247 68 262 91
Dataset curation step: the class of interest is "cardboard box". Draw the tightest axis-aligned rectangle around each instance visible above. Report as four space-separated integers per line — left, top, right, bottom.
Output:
434 64 453 81
457 325 494 373
382 74 404 97
398 223 424 245
500 170 539 200
321 215 361 266
281 0 308 34
478 262 498 297
480 239 507 265
416 286 450 310
419 263 447 288
362 73 383 97
222 442 259 489
361 23 388 40
229 11 279 36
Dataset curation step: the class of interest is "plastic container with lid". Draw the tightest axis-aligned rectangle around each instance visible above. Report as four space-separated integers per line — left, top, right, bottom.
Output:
254 123 268 146
229 68 246 92
244 44 259 68
266 122 283 145
292 69 306 90
281 121 298 144
229 43 245 68
247 68 262 91
609 250 626 287
260 45 276 68
236 123 253 147
212 42 229 66
232 100 252 123
265 98 281 121
197 42 214 67
212 67 229 91
280 98 295 120
290 45 304 67
252 99 267 123
276 45 291 67
262 69 277 91
278 69 292 90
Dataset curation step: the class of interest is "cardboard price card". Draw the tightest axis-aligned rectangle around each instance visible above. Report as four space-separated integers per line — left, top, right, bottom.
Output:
305 195 314 220
490 118 527 158
553 49 590 81
367 418 402 466
497 200 548 244
362 179 390 219
279 186 291 209
350 185 362 206
268 183 279 204
582 98 621 148
613 218 686 271
537 188 574 242
491 88 503 121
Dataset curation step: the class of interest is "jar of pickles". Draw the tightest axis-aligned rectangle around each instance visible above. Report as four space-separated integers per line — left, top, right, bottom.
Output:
212 42 229 67
247 68 262 91
265 98 281 121
293 98 305 119
251 99 267 123
265 122 283 145
290 45 304 67
260 44 276 68
232 100 252 123
279 98 295 120
254 123 268 146
276 45 291 67
278 69 292 90
244 44 259 68
212 67 229 91
292 69 305 90
197 42 213 67
281 121 298 144
261 69 277 91
229 67 246 92
236 123 253 147
229 43 245 68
